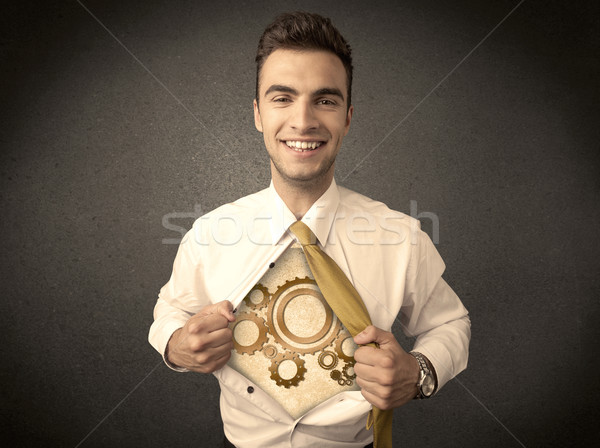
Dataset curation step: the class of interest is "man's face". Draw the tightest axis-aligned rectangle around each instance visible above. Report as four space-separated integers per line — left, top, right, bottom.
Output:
254 49 353 189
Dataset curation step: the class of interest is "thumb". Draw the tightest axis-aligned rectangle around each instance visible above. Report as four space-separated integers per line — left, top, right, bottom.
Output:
353 325 395 347
197 300 236 322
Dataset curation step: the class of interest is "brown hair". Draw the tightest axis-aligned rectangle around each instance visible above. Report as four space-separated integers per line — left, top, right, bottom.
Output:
255 11 353 110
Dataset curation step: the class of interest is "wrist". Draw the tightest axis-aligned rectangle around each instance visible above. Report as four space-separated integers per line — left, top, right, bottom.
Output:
410 351 437 399
165 328 183 368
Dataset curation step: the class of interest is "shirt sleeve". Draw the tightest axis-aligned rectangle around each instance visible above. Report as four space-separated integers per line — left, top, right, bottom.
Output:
148 229 206 371
400 228 471 391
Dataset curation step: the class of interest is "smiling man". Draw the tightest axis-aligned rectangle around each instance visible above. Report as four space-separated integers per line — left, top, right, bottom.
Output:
254 49 351 202
149 12 470 448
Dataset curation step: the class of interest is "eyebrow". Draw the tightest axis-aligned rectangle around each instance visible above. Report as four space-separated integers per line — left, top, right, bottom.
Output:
264 85 345 101
264 85 298 97
313 87 345 101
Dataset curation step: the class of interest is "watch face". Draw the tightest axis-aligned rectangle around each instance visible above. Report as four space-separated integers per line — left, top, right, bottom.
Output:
422 375 435 397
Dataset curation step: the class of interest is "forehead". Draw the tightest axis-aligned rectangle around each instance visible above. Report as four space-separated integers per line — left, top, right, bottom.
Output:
259 49 347 98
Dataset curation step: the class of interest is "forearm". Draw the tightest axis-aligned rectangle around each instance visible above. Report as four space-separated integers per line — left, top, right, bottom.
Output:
411 314 471 391
148 297 193 370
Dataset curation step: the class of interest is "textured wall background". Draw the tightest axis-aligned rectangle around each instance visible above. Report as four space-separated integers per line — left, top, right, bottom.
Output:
1 1 599 447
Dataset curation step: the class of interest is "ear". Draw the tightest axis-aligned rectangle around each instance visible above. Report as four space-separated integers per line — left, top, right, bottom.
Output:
253 99 263 133
343 104 354 136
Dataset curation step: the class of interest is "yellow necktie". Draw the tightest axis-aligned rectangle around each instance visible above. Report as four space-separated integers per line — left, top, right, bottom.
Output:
289 221 393 448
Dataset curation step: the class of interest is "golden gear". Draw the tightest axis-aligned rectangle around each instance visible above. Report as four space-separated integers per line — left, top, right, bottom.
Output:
243 284 270 310
330 369 352 386
263 344 278 359
342 361 356 381
231 312 269 355
317 350 338 370
267 277 341 355
334 330 356 363
268 351 307 388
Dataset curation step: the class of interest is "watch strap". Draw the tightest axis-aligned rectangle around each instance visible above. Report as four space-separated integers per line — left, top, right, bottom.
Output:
410 351 433 399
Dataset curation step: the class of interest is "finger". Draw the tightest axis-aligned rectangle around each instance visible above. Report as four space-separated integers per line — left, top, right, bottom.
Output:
191 346 233 373
196 300 236 321
185 328 233 355
355 374 386 396
215 300 236 321
188 313 232 335
359 387 395 411
197 326 234 350
194 342 234 363
353 358 383 381
353 325 394 347
353 345 380 366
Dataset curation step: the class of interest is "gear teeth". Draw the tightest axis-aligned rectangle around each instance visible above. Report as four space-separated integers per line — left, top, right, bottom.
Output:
342 360 356 381
334 329 356 362
268 352 307 388
267 277 341 355
231 312 269 355
242 283 270 310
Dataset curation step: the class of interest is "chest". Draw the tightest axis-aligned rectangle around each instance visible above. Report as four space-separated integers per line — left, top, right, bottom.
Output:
227 244 360 419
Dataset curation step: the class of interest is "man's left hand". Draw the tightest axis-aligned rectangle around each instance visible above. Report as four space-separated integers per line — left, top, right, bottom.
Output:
353 325 420 410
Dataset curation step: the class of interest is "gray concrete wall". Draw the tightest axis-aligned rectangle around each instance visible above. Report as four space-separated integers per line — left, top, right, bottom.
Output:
1 1 598 446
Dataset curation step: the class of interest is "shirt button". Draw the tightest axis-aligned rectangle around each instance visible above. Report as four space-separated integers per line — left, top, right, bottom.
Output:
247 386 254 394
269 262 275 268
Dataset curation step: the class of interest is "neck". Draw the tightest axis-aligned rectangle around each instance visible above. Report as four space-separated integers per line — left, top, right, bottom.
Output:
271 170 334 220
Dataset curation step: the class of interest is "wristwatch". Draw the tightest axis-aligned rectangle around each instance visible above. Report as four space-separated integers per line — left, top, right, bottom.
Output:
410 351 436 399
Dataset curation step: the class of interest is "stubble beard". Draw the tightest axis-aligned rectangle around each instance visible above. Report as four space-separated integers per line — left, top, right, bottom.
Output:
270 154 337 190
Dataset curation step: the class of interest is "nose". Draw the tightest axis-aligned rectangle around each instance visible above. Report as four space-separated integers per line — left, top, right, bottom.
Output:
289 100 319 132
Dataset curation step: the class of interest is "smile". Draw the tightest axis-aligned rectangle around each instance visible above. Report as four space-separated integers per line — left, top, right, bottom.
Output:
285 140 323 152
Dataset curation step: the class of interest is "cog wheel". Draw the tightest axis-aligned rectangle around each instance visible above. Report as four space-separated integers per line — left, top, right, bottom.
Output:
263 344 278 359
330 369 352 386
342 361 356 381
318 350 338 370
231 312 268 355
267 277 341 355
334 330 356 363
243 283 270 310
269 351 307 388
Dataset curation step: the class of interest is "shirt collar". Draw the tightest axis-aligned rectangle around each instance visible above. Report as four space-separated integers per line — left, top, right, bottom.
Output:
268 178 340 247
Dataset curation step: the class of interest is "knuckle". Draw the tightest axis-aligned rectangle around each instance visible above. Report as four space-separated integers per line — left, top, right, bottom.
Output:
380 388 393 400
380 372 395 386
195 352 210 365
379 355 395 370
190 339 208 352
187 322 200 334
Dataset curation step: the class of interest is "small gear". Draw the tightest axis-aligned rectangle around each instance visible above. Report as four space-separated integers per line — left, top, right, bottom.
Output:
231 312 268 355
330 369 347 385
334 330 356 363
342 361 356 381
263 344 278 359
243 284 270 310
330 369 352 386
318 351 338 370
269 351 307 388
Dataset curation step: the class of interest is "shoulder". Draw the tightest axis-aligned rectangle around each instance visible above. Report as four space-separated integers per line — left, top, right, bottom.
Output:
337 185 420 229
186 187 272 246
203 187 270 218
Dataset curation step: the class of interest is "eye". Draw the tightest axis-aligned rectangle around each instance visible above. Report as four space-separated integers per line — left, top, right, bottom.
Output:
317 98 336 106
273 97 291 103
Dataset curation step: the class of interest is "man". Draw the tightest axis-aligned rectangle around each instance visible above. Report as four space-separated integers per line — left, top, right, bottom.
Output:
149 11 470 448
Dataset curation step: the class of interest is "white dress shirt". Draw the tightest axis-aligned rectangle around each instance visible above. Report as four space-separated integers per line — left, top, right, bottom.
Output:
149 179 471 448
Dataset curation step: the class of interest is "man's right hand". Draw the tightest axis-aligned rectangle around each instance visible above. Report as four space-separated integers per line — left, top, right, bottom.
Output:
166 300 236 373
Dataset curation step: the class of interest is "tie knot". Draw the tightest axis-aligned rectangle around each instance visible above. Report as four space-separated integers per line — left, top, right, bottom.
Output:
289 221 318 246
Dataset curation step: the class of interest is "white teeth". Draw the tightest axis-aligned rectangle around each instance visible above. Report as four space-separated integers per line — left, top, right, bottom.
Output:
285 141 322 151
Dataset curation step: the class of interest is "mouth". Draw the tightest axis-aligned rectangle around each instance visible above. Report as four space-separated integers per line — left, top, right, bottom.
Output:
284 140 324 153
